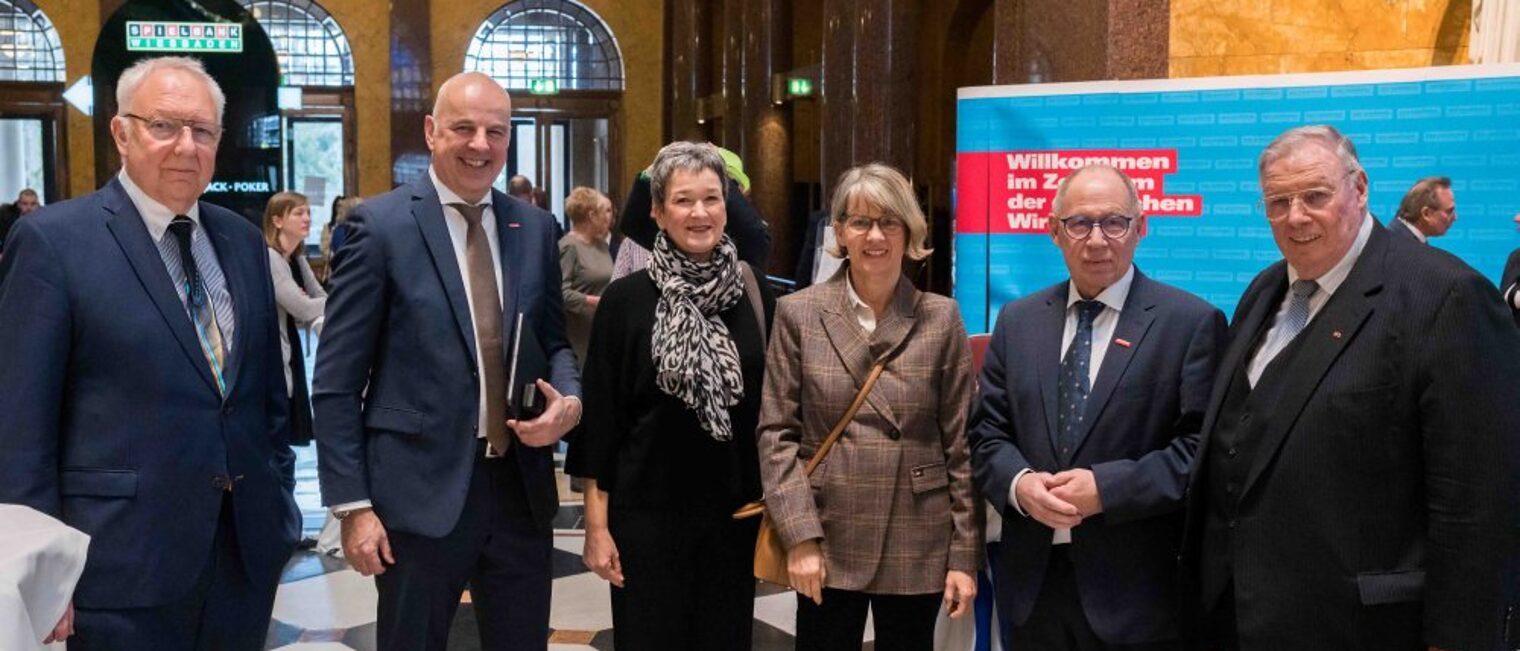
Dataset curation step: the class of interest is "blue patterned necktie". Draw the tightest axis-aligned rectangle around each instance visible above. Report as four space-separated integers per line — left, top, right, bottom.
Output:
1280 279 1319 342
1057 300 1104 461
168 216 228 395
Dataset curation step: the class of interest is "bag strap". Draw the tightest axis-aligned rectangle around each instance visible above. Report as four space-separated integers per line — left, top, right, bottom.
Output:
740 261 766 342
803 359 887 477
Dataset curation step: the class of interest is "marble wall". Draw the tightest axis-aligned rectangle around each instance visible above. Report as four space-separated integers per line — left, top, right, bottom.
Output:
35 0 99 195
1171 0 1472 77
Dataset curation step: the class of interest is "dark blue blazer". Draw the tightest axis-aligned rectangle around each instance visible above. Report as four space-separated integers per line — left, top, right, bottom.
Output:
1386 217 1423 243
968 269 1227 645
0 179 298 609
313 178 580 536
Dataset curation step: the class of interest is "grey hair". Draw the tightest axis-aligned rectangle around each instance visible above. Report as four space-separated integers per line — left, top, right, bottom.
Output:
648 141 729 206
826 162 933 261
1258 124 1363 178
116 56 226 121
1050 164 1142 218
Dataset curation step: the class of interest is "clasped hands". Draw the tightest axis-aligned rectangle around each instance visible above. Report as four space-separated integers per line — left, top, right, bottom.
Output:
1015 468 1102 529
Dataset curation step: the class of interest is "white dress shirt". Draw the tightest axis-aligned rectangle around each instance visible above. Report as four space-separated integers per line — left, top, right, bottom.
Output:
1247 212 1373 387
844 273 878 334
1010 265 1135 544
1399 218 1428 243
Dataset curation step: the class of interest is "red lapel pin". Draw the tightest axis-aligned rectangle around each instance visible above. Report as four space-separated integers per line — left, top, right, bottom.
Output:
1331 330 1342 339
1114 338 1132 348
508 222 521 229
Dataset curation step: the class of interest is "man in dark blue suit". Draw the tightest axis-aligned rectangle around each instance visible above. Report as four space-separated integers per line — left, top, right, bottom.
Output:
969 165 1227 650
1183 125 1520 651
0 56 298 649
313 72 581 651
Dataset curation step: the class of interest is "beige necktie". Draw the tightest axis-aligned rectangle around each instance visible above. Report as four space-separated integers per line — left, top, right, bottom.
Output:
451 203 510 454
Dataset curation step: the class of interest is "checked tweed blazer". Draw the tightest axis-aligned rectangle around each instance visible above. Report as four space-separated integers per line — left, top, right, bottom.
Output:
757 269 983 595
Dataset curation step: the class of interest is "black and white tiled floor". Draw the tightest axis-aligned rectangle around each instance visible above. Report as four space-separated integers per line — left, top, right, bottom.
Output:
268 447 1000 650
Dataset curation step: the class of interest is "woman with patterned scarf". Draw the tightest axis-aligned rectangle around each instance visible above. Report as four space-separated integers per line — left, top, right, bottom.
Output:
568 141 774 650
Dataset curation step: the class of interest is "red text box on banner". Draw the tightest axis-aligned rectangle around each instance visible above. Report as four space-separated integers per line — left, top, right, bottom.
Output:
956 149 1203 234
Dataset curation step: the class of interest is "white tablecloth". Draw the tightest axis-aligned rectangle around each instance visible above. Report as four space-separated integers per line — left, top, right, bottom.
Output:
0 505 90 650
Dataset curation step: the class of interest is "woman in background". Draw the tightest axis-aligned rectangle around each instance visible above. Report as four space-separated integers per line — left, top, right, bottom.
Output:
559 186 615 368
263 192 326 448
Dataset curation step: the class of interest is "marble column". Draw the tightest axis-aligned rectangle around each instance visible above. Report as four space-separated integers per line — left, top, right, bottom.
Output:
740 0 793 275
667 0 711 143
819 0 918 198
720 0 745 151
389 0 430 187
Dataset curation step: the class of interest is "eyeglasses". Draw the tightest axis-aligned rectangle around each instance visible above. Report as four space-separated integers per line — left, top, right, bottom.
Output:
1256 170 1357 222
843 214 906 236
1059 214 1134 240
122 113 222 146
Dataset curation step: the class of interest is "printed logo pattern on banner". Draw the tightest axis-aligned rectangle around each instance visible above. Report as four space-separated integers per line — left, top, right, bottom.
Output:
954 68 1520 333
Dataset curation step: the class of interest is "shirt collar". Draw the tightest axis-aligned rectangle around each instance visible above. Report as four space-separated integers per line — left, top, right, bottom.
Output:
428 166 493 210
1287 211 1374 294
845 272 873 314
1067 264 1135 314
1400 218 1428 243
118 170 200 242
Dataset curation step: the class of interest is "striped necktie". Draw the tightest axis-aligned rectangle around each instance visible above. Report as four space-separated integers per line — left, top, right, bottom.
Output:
168 216 228 395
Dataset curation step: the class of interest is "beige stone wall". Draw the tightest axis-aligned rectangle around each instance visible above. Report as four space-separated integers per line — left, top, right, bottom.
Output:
1171 0 1472 77
431 0 665 201
315 0 390 197
34 0 99 197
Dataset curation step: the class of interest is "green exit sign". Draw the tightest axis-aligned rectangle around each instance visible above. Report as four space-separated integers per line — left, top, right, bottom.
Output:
787 78 814 97
528 79 560 95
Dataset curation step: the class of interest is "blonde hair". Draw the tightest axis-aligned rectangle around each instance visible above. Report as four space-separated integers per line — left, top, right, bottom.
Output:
564 186 605 227
262 191 308 251
826 163 932 261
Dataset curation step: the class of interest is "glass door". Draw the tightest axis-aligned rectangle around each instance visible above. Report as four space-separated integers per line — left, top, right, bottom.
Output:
0 117 49 205
284 117 346 248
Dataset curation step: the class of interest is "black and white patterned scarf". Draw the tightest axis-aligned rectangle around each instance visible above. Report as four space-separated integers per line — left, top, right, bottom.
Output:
648 230 746 440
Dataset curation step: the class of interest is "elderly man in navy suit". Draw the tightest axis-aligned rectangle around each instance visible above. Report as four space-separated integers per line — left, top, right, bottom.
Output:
314 72 581 650
1183 125 1520 651
0 56 299 649
969 164 1227 650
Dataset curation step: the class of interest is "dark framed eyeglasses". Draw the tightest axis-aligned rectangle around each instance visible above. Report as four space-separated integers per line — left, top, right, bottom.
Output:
842 214 906 236
122 113 222 146
1059 214 1134 240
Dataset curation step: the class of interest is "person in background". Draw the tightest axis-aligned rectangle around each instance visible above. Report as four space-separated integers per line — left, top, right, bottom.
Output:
0 188 40 253
1388 175 1456 243
508 174 535 204
1503 212 1520 327
559 186 614 369
321 195 362 284
757 163 980 651
263 191 326 452
571 141 773 650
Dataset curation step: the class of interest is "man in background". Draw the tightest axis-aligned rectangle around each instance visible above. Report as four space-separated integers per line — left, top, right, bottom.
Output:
1388 175 1456 243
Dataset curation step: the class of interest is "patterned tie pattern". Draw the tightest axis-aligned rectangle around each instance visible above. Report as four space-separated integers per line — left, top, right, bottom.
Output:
168 216 228 395
1056 300 1104 462
451 203 510 454
1279 279 1320 343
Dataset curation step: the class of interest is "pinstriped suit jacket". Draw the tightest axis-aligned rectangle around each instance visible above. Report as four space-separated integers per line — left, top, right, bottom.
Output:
757 269 983 595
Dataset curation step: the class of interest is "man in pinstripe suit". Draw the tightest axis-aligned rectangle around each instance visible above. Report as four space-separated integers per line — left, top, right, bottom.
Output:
1182 124 1520 651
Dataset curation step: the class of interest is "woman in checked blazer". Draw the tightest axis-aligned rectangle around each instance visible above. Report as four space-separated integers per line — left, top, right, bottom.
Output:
757 163 982 650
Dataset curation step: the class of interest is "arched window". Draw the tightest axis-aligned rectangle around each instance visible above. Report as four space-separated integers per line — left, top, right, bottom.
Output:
0 0 65 83
239 0 354 87
465 0 624 92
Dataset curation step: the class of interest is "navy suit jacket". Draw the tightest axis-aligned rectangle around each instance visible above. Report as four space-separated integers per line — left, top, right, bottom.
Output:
1386 217 1423 244
0 179 298 609
1181 223 1520 651
968 269 1227 644
313 178 580 536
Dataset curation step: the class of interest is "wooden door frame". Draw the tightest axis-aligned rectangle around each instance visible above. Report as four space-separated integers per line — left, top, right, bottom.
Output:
0 82 70 200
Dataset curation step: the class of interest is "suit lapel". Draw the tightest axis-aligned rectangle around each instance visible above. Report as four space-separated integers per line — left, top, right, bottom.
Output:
817 271 912 432
199 208 249 396
1069 273 1158 459
1033 285 1068 459
411 180 479 364
493 193 523 343
1238 231 1386 502
101 180 222 396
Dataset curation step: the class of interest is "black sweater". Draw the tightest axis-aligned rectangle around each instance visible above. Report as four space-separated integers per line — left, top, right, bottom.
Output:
567 269 774 510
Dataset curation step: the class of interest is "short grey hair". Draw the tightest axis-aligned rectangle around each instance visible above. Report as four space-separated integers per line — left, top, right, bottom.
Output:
116 56 226 121
827 162 933 261
1050 164 1142 218
648 141 729 206
1258 124 1363 178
